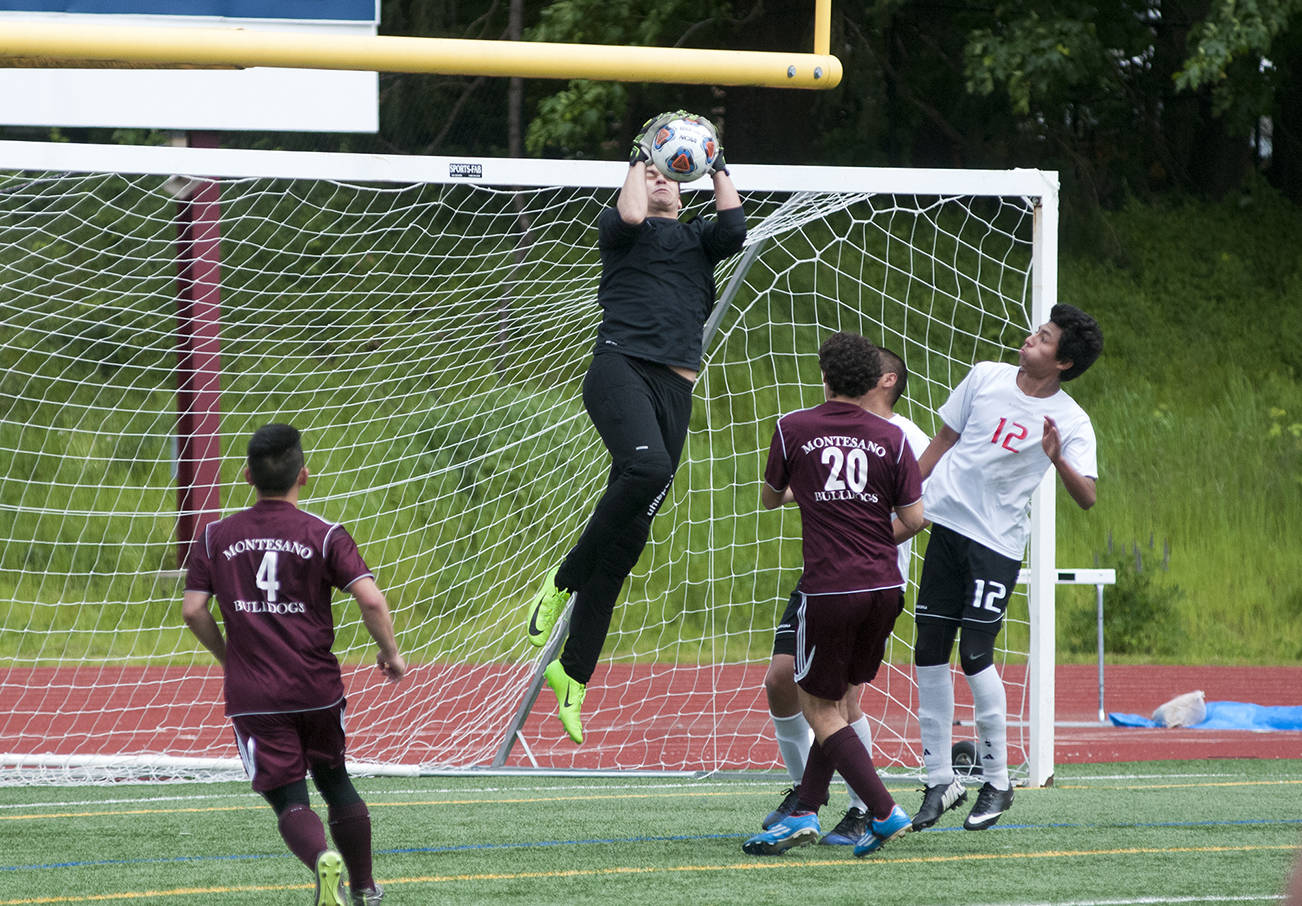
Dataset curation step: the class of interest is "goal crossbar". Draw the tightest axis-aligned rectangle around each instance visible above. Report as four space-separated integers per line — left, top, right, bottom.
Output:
0 141 1057 196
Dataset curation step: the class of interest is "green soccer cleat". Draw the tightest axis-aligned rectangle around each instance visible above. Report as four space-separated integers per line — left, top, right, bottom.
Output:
544 659 586 744
525 566 570 648
313 849 346 906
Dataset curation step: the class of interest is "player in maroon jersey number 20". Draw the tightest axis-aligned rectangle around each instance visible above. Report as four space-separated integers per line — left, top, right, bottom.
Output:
743 333 926 858
183 424 405 906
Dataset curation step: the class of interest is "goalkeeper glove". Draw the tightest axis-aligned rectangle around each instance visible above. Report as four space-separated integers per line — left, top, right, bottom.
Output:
630 110 690 167
689 114 728 176
629 134 651 166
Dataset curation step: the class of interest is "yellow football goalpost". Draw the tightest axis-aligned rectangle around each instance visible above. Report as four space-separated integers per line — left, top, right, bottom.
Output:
0 0 841 89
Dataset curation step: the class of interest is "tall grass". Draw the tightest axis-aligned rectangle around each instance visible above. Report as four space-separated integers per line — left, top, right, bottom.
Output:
1 166 1298 666
1054 183 1302 663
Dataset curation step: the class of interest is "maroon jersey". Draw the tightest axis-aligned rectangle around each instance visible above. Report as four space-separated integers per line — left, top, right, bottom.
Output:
765 400 923 595
185 499 373 717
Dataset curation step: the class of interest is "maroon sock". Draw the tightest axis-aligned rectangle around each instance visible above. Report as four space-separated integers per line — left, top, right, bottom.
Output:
277 804 328 869
822 725 895 820
328 801 375 891
794 739 834 813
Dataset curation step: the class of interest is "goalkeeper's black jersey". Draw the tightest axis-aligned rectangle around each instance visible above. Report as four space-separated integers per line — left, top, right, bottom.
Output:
593 204 746 371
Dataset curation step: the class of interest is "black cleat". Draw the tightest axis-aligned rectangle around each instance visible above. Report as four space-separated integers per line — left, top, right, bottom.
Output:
819 806 868 845
911 778 968 830
762 787 800 830
963 782 1014 830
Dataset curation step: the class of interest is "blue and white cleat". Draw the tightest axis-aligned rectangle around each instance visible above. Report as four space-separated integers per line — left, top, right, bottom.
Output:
853 804 912 857
742 811 821 855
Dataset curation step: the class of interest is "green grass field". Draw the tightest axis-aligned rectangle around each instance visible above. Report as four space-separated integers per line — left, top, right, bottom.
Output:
3 759 1299 905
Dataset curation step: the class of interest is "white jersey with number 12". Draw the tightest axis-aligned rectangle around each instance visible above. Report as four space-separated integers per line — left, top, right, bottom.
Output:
923 361 1097 560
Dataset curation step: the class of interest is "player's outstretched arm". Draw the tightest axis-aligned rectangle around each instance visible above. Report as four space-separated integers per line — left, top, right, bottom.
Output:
181 590 227 666
619 114 668 226
692 114 739 212
617 160 650 225
709 167 741 212
1042 416 1097 510
349 577 407 683
917 424 959 480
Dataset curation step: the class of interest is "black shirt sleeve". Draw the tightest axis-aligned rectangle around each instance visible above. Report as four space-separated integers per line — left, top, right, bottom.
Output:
698 205 747 263
598 205 640 250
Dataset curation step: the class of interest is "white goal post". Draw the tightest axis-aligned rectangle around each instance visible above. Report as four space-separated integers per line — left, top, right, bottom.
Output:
0 140 1059 786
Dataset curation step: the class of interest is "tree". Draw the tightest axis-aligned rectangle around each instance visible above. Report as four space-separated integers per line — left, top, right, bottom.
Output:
957 0 1301 201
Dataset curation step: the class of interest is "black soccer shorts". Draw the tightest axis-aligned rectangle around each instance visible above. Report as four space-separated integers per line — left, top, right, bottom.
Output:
914 522 1022 631
771 584 802 658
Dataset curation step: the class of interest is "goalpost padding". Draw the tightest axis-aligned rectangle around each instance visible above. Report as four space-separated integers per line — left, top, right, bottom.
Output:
0 141 1058 785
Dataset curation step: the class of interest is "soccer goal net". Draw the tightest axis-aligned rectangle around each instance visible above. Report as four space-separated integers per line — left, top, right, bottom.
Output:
0 141 1060 786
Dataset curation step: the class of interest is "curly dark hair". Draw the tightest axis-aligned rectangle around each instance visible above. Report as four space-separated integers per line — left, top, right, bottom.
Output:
247 423 305 494
1050 303 1104 381
818 332 882 399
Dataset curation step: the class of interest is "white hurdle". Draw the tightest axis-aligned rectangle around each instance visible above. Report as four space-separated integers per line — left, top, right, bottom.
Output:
1018 568 1118 723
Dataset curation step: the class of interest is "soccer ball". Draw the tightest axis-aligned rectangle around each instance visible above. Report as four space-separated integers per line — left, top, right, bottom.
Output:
650 116 719 182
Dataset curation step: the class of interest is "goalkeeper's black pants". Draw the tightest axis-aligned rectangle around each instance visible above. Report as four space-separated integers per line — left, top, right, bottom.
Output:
556 351 693 684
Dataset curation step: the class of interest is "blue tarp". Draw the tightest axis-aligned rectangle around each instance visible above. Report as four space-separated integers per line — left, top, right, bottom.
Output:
1108 701 1302 730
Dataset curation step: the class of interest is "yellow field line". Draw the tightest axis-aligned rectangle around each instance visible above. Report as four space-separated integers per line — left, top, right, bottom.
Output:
0 790 759 821
1 844 1295 905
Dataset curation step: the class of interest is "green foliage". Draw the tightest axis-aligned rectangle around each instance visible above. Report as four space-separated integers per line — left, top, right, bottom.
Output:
1175 0 1302 95
526 81 628 156
1060 538 1183 658
1267 405 1302 489
964 13 1108 116
5 0 1302 206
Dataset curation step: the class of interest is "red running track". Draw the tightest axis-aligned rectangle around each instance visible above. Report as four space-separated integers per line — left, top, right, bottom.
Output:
1052 664 1302 764
1 663 1298 773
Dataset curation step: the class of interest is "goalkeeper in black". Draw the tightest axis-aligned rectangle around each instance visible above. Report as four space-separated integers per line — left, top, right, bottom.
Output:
524 111 746 744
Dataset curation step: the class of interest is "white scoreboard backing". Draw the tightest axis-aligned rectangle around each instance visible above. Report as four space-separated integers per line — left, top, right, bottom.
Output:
0 0 379 133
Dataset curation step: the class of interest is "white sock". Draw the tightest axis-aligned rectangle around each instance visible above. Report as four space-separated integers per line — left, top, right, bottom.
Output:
771 711 812 784
966 665 1009 790
916 663 955 786
843 716 872 811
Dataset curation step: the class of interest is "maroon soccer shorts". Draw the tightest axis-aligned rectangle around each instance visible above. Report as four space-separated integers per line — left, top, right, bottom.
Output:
792 588 903 701
231 700 348 792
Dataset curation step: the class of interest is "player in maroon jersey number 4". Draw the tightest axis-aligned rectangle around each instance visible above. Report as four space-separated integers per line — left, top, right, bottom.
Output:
183 423 406 906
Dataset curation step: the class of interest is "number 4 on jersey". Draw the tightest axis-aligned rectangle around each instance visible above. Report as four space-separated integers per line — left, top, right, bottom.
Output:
256 551 280 603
